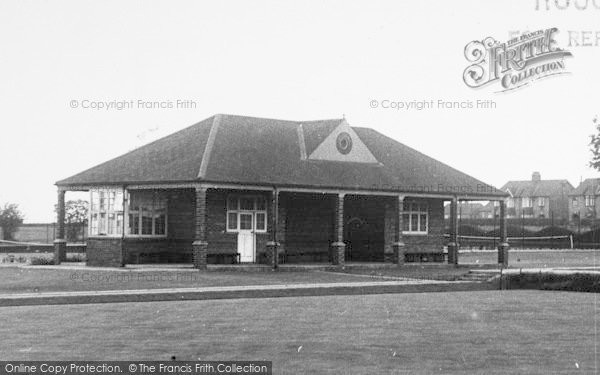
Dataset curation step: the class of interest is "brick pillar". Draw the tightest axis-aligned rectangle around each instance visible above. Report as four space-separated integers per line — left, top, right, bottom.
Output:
54 189 67 264
331 193 346 267
447 197 459 265
498 199 509 267
266 189 279 269
192 187 208 269
393 195 405 266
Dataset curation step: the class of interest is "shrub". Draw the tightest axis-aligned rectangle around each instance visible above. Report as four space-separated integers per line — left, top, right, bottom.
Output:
65 253 86 262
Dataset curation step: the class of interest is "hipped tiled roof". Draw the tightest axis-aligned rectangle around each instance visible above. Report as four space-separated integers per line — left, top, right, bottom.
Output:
57 114 506 198
501 179 573 198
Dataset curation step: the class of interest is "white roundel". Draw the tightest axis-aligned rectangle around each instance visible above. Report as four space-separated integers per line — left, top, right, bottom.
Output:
336 132 353 154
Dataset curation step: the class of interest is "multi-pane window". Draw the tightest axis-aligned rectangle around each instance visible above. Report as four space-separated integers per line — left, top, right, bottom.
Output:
521 197 532 208
402 201 428 234
89 189 124 236
572 198 579 208
226 196 267 233
128 191 167 236
537 197 545 207
585 195 595 207
507 198 514 208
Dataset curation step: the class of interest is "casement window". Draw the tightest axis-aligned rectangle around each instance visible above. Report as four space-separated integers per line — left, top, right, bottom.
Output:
226 195 267 233
585 195 595 207
521 197 532 208
537 197 545 207
402 201 428 234
128 191 167 236
572 198 579 207
89 189 124 236
507 199 514 208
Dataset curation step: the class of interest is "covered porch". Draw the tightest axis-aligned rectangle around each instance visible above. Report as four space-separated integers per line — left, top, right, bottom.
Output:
53 183 510 268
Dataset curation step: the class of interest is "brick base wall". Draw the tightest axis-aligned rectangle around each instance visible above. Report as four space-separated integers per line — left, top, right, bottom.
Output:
87 238 123 267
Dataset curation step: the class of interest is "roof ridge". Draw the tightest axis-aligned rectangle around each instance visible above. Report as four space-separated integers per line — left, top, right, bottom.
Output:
197 114 222 179
217 113 343 124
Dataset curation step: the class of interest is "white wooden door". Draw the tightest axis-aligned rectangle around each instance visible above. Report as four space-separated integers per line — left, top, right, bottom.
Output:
237 213 255 262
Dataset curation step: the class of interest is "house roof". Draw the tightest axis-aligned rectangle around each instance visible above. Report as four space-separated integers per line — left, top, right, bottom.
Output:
570 178 600 196
56 114 507 198
500 179 574 198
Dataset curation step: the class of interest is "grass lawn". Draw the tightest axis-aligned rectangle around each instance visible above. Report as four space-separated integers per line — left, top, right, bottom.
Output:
459 249 600 268
0 290 597 374
0 267 399 294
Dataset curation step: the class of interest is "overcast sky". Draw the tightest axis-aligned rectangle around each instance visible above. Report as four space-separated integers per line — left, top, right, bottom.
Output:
1 0 598 222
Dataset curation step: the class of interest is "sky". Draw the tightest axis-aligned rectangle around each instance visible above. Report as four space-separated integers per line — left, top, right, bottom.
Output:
0 0 598 222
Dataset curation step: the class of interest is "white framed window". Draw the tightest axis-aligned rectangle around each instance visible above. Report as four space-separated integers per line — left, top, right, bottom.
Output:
89 189 124 237
522 197 532 208
537 197 545 207
572 198 579 208
127 191 167 237
585 195 595 207
402 201 428 234
226 195 267 233
507 198 514 208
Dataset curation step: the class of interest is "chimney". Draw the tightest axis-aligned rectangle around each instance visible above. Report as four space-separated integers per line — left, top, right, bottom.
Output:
532 171 541 182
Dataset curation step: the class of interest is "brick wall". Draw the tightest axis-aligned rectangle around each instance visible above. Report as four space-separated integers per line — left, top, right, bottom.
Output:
87 238 123 267
403 198 445 253
207 189 271 260
344 195 385 261
384 197 445 260
283 193 334 262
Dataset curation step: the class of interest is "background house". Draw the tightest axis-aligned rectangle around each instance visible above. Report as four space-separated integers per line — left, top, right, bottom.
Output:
501 172 573 221
443 202 489 220
569 178 600 220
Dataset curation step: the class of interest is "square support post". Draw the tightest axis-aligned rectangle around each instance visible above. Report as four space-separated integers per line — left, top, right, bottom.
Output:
192 187 208 269
498 199 509 267
447 196 459 265
392 195 405 266
266 188 280 269
331 193 346 267
53 189 67 264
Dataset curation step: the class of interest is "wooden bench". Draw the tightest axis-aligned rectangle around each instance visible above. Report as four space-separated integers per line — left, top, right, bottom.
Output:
207 253 240 264
405 252 446 263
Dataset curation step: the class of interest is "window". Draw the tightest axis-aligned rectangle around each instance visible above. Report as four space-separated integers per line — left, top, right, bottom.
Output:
522 197 532 208
226 195 267 233
128 191 167 236
89 189 124 236
572 198 578 208
507 198 514 208
585 195 595 207
537 197 545 207
402 201 428 234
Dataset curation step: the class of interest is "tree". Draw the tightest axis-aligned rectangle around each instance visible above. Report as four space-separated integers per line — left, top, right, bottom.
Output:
55 200 88 241
589 116 600 171
0 203 24 241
